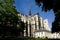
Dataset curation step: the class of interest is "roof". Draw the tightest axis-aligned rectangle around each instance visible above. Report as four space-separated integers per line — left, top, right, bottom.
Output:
35 29 51 33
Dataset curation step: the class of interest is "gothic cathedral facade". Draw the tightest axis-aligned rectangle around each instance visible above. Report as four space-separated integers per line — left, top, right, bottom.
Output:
18 11 50 37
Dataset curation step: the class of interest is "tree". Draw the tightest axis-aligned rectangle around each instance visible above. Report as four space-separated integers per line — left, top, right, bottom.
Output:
52 11 60 33
35 0 60 33
0 0 22 39
35 0 60 13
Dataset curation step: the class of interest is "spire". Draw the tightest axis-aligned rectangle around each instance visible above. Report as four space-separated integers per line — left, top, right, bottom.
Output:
29 10 31 16
36 13 39 15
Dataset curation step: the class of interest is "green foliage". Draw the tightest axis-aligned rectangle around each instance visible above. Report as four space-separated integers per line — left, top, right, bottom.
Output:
0 0 25 39
52 11 60 32
35 0 60 13
17 37 48 40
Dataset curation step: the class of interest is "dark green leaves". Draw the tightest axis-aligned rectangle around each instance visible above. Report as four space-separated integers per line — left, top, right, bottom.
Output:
35 0 60 13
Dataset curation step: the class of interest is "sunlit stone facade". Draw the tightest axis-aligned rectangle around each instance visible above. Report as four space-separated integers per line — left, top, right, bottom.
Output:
18 11 51 37
43 19 51 31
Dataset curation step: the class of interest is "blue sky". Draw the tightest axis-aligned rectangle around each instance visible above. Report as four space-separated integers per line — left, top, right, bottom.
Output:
14 0 55 29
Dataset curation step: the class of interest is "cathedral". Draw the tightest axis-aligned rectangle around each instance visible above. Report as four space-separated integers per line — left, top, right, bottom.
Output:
18 10 51 38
